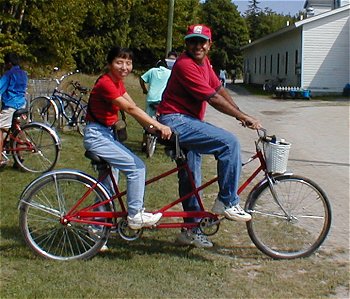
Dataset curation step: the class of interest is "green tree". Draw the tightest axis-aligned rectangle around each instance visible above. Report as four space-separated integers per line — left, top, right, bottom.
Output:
129 0 201 69
244 0 298 42
22 0 88 70
0 0 29 62
201 0 249 75
75 0 136 73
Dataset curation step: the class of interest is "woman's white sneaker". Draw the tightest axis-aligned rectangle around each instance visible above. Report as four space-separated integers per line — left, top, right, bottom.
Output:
127 209 162 230
211 198 251 222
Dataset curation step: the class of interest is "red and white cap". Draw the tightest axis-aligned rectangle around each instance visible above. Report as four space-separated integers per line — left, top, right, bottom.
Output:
185 24 212 41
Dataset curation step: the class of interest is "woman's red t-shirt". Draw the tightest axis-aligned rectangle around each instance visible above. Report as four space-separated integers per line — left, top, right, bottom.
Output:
86 73 126 126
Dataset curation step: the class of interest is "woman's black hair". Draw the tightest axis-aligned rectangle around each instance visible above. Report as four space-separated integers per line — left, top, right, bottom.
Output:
107 46 134 64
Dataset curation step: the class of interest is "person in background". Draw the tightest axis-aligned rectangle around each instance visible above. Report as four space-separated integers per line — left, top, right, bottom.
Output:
158 24 262 248
139 51 177 151
84 46 172 231
0 53 28 167
219 69 227 88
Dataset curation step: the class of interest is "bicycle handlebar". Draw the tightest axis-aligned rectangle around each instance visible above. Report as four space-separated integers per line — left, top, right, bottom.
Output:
53 69 80 86
69 81 90 94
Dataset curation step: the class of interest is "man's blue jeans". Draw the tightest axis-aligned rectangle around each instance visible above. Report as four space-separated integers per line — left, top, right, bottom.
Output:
84 122 146 217
158 114 242 221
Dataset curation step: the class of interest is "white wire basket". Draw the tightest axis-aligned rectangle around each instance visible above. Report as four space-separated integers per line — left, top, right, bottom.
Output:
263 140 291 173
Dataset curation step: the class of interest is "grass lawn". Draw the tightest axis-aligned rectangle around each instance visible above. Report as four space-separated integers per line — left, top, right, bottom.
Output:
0 74 349 298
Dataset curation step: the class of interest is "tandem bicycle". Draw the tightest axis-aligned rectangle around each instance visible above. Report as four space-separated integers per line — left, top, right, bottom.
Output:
18 129 331 260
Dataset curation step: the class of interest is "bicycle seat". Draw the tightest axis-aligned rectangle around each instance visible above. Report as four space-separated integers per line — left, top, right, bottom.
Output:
157 133 186 162
84 151 108 165
13 108 28 117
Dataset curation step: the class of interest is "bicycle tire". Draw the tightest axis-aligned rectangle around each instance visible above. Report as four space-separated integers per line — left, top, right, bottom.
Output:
62 100 75 127
76 104 87 136
11 122 61 173
29 96 58 127
19 170 113 260
146 134 157 158
245 174 331 259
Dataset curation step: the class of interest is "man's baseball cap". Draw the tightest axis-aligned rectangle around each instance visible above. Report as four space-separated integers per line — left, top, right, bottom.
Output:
185 24 212 41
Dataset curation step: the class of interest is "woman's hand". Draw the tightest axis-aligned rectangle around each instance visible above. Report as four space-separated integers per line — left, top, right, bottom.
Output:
147 123 172 140
158 124 172 140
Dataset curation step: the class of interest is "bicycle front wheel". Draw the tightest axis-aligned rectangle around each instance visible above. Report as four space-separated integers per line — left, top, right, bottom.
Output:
146 134 157 158
29 96 58 126
12 122 61 173
19 170 113 260
245 174 331 259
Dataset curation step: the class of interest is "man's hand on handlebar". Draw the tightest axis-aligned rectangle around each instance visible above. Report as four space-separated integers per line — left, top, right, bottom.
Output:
240 115 263 130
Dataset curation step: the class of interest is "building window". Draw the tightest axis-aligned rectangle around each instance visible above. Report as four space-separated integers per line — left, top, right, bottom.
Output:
264 56 267 74
270 54 273 74
277 53 280 75
254 57 257 74
259 56 261 74
285 51 288 75
295 50 299 75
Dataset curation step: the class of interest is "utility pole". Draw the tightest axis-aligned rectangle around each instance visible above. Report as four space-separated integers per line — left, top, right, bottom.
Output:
166 0 175 57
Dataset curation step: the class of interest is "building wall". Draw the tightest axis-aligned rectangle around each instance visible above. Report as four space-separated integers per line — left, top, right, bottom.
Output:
243 29 302 87
302 8 349 93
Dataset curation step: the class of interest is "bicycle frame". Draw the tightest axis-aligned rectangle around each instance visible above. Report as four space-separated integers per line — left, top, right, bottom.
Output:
3 115 34 155
62 143 269 231
52 90 85 122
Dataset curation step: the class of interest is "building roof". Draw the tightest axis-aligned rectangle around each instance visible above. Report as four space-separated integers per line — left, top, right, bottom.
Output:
241 4 349 50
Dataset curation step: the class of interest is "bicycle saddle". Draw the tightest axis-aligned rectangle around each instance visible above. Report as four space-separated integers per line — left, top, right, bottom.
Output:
84 151 108 165
13 108 28 117
157 132 186 162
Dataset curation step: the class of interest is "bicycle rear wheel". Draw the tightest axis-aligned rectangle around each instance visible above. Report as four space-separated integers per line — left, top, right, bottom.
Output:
245 174 331 259
19 170 113 260
29 96 58 126
76 104 87 136
146 134 157 158
11 122 61 173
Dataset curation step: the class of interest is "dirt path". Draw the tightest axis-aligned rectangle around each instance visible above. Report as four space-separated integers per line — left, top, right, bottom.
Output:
205 84 350 261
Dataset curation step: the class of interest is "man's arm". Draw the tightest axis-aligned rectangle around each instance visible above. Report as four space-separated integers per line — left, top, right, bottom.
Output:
139 77 148 94
207 86 262 129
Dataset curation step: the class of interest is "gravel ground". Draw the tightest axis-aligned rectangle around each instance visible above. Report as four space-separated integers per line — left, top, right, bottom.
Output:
205 83 349 264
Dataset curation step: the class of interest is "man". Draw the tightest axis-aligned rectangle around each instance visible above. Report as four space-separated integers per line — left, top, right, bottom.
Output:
0 53 28 167
139 51 177 151
158 24 262 247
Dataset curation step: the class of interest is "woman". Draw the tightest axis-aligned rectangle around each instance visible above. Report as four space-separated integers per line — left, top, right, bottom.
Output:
84 46 172 230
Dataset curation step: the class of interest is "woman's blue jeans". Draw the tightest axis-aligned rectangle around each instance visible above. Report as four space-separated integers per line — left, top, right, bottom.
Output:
158 114 242 222
84 122 146 217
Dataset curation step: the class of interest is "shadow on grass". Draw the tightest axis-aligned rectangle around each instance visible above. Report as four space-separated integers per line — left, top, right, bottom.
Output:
1 223 267 262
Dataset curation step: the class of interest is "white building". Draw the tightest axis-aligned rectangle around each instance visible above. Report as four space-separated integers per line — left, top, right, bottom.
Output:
241 1 349 95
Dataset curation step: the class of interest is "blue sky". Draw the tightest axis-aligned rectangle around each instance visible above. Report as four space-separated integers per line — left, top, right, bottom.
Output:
233 0 306 15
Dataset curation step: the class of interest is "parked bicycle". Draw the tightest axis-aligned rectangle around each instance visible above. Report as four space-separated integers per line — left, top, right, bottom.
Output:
1 108 61 173
263 77 286 93
144 103 160 158
29 71 89 136
18 129 331 260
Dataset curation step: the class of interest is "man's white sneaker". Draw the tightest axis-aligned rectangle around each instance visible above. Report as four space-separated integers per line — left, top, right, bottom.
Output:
127 209 162 230
211 198 251 222
176 228 213 248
